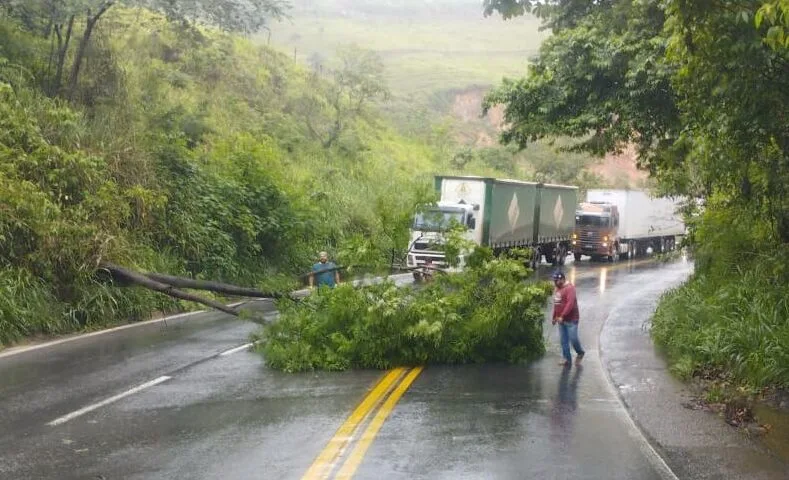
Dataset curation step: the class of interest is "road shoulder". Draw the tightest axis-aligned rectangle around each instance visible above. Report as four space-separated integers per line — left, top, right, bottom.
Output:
599 263 789 479
0 274 416 360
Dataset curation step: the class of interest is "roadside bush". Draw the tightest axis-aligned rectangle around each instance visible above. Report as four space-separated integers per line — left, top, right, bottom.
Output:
257 257 552 372
652 254 789 389
652 201 789 390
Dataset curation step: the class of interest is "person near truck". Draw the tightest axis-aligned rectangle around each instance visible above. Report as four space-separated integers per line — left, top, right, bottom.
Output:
421 258 435 283
309 251 340 289
552 271 585 367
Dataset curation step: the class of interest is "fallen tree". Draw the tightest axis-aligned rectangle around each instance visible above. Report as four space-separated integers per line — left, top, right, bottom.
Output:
100 263 241 317
141 272 287 299
256 255 552 372
98 262 450 320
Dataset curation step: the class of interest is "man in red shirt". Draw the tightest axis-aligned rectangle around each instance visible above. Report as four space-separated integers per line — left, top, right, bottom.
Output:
552 271 585 367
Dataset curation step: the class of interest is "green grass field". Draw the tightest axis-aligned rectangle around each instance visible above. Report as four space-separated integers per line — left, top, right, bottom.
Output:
266 14 546 98
263 2 618 188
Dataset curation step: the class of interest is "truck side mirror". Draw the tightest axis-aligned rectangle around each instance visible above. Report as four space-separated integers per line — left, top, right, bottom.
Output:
468 217 476 229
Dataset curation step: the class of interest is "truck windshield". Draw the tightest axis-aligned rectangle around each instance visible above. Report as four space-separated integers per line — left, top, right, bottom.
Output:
413 209 464 231
576 215 610 227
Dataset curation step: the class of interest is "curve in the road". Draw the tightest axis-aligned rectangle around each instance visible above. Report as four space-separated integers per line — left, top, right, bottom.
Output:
597 278 680 480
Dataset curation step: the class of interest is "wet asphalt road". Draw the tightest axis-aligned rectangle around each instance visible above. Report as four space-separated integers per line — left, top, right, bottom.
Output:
0 259 693 480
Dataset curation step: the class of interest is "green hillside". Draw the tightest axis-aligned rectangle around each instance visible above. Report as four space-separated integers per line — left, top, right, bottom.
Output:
0 4 462 344
268 10 545 98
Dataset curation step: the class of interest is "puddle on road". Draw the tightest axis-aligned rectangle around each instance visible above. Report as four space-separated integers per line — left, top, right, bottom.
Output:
753 403 789 463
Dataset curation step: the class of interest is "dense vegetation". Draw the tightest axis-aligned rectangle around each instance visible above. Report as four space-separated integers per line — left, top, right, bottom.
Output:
0 2 445 345
257 253 552 372
0 0 615 346
484 1 789 390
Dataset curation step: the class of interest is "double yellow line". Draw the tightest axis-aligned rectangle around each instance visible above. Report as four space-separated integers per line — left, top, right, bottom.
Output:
301 257 664 479
302 367 424 480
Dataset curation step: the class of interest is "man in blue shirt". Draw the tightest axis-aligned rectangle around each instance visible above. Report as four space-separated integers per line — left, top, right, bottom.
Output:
309 251 340 289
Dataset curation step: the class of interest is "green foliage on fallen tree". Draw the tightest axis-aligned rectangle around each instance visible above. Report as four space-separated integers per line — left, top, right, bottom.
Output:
257 256 552 372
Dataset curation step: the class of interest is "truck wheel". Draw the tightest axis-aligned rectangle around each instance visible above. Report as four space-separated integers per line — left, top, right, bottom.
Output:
574 253 582 262
545 253 556 265
607 245 617 262
531 249 541 269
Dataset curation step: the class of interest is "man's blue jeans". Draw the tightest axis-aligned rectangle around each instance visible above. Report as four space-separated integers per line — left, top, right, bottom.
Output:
559 322 585 363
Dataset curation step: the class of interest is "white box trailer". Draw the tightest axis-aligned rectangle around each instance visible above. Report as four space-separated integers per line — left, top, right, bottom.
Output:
574 189 685 261
586 190 685 239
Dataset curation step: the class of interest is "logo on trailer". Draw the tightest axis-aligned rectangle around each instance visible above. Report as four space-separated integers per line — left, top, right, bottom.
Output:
508 192 520 233
455 182 470 201
553 196 564 229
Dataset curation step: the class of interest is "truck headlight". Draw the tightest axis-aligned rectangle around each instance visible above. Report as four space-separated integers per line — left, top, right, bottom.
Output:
602 242 608 247
603 235 609 242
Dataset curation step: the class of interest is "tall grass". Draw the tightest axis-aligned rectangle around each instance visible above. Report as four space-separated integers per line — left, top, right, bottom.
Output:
652 254 789 389
0 6 461 346
0 268 69 344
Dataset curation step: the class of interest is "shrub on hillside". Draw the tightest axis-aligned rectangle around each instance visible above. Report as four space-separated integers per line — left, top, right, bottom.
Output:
257 256 552 372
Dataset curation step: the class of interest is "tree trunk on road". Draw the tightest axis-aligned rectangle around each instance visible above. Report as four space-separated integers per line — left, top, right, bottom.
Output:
142 272 286 299
100 263 240 317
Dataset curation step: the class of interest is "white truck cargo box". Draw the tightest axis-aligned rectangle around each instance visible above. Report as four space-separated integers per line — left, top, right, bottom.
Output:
586 189 684 240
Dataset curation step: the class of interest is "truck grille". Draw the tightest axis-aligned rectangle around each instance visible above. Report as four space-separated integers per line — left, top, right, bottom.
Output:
414 255 447 268
579 229 600 248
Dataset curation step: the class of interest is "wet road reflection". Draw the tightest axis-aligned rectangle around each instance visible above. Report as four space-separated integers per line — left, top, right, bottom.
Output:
550 366 583 451
598 267 608 292
0 258 688 480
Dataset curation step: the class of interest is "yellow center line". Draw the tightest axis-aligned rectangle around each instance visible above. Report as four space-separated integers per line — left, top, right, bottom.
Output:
301 367 406 480
302 256 657 478
335 366 424 480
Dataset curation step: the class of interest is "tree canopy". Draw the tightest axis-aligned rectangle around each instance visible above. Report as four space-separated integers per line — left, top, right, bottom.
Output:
136 0 290 34
483 1 789 394
483 0 789 243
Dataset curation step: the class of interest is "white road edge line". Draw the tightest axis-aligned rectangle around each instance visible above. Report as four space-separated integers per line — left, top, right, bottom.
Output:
47 376 172 427
219 342 255 357
0 273 412 360
0 301 257 360
596 282 681 480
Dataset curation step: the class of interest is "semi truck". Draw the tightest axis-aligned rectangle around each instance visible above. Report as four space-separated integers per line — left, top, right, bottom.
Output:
572 189 685 262
406 176 578 275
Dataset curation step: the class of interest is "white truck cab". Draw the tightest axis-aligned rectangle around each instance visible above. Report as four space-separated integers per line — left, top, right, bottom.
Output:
406 200 480 271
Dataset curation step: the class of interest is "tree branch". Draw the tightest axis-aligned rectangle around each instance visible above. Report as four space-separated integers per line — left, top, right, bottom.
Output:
100 263 240 317
142 272 287 299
